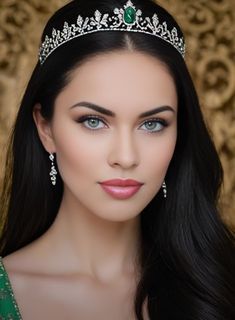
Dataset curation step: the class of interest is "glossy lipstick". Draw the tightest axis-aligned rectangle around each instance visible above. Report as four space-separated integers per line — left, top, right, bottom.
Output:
99 179 143 199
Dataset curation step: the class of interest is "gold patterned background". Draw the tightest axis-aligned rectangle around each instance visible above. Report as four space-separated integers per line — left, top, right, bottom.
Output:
0 0 234 230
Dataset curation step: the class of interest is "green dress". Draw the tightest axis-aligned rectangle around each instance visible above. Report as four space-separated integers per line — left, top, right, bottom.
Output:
0 257 22 319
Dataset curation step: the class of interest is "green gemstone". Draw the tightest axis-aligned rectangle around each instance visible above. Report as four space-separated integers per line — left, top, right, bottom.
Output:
124 6 136 24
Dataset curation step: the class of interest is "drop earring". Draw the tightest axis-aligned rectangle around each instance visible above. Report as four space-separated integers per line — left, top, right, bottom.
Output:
162 180 167 198
49 153 57 186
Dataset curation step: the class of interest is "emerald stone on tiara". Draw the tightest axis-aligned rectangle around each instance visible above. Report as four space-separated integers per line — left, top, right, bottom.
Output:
39 0 186 65
123 2 137 25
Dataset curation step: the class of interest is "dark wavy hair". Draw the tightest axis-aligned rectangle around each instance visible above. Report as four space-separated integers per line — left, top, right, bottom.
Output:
0 0 235 319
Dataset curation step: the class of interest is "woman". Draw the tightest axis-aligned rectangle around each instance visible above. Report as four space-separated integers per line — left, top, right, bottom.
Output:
0 0 234 319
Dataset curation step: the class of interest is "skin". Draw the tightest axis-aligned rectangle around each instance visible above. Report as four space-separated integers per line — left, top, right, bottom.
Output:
3 50 178 320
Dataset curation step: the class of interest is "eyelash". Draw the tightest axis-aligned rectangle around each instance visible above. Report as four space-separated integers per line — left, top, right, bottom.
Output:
76 114 168 134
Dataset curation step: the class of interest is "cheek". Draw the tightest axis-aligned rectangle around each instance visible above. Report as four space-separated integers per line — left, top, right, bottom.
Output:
51 124 99 182
159 137 176 167
144 130 177 173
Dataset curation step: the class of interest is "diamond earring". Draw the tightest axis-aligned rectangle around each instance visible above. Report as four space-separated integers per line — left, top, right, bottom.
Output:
162 180 167 198
49 153 57 186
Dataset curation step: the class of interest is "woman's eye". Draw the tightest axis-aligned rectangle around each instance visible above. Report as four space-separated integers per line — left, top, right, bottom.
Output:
76 115 168 133
140 119 167 133
76 116 106 130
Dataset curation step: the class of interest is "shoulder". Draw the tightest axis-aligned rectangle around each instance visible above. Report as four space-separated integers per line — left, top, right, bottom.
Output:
0 250 43 316
1 252 28 293
2 250 29 274
1 246 45 295
2 236 49 274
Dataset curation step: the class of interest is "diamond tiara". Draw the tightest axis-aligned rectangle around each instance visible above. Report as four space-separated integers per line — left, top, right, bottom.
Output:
39 0 186 65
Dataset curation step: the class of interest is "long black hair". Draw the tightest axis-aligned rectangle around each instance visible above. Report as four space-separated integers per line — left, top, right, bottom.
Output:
1 0 235 319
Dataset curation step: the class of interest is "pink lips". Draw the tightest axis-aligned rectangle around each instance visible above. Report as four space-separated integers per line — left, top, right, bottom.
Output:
99 179 144 199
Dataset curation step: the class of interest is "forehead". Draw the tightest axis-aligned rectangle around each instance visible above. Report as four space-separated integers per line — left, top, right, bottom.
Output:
56 50 177 112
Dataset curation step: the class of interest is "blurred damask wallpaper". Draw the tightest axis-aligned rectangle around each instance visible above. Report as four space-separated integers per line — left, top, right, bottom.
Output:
0 0 235 230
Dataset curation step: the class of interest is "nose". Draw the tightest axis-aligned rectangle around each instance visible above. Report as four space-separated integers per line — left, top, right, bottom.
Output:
107 129 139 169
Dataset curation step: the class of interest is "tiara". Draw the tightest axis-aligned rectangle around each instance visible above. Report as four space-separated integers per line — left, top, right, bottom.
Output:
39 0 186 65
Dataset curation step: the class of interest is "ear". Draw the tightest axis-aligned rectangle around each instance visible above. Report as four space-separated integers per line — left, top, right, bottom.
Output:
33 103 56 153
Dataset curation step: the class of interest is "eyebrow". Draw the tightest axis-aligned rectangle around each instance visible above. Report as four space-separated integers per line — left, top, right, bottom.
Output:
70 101 175 118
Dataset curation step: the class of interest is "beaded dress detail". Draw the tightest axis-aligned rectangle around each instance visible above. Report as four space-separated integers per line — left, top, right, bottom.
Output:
0 257 22 320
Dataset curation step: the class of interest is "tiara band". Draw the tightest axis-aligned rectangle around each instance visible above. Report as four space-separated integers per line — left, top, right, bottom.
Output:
39 0 186 65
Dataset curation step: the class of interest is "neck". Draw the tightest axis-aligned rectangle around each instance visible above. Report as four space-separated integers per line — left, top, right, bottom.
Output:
40 189 142 283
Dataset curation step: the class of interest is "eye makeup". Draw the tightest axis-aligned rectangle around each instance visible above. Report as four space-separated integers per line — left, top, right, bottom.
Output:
75 114 169 134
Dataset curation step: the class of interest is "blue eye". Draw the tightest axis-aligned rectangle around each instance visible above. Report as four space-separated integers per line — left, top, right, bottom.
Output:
140 119 167 133
77 115 106 130
76 115 168 133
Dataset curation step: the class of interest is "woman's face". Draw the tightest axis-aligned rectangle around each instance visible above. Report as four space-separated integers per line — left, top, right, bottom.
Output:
36 50 178 222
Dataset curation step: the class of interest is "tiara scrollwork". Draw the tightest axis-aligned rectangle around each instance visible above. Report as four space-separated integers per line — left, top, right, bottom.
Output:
39 0 186 65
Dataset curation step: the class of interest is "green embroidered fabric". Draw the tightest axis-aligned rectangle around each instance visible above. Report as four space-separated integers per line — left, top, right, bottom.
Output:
0 257 22 319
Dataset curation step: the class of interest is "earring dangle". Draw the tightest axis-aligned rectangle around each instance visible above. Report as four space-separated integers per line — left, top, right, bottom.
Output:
162 180 167 198
49 153 57 186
